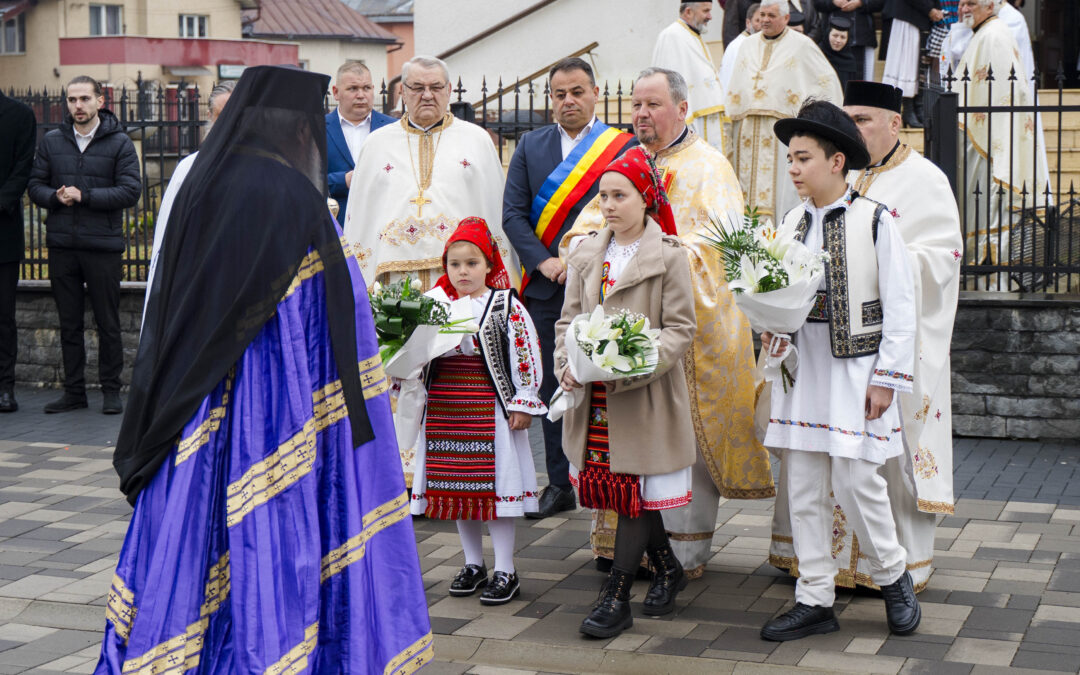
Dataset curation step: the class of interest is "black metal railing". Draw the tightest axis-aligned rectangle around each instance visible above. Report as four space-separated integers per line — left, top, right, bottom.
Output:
13 82 204 282
925 62 1080 293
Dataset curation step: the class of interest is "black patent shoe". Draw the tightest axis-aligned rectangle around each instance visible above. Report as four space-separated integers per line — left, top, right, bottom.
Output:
525 485 576 519
760 603 840 641
449 564 488 597
480 571 520 605
881 571 921 635
0 390 16 412
580 568 634 639
44 393 88 414
642 544 688 616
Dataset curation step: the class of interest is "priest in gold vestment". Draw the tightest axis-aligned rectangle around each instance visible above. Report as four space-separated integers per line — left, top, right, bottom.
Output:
561 68 774 578
725 0 842 219
343 56 518 290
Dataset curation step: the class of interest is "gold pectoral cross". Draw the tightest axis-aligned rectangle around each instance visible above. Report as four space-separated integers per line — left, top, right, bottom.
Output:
410 190 432 218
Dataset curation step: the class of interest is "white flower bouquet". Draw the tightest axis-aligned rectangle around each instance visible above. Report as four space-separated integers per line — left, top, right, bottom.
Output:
547 306 660 422
700 207 829 389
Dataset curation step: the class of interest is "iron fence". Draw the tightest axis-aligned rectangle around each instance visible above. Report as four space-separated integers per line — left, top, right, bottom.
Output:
925 62 1080 293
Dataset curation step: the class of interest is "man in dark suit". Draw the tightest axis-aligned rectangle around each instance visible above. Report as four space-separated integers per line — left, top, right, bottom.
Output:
503 57 635 519
326 60 395 220
0 92 36 412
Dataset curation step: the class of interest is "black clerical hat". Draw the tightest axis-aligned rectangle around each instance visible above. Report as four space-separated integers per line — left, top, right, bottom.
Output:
774 100 871 170
828 15 852 31
789 10 805 25
844 80 903 114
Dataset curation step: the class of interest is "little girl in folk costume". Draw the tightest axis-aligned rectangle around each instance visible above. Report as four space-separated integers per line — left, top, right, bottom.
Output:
409 217 547 605
556 147 698 639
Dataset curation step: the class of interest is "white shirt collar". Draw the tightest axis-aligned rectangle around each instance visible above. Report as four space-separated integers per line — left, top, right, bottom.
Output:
556 116 597 144
339 112 371 129
74 118 100 140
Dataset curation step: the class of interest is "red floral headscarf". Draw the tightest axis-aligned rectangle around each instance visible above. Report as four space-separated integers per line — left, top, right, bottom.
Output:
433 217 512 300
602 146 678 235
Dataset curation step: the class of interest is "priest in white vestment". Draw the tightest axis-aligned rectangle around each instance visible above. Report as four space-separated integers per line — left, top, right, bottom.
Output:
719 3 763 91
725 0 843 219
652 1 728 151
343 56 518 291
954 0 1047 289
770 82 962 593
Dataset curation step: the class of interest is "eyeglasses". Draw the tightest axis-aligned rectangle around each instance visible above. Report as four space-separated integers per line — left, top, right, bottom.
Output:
403 82 448 95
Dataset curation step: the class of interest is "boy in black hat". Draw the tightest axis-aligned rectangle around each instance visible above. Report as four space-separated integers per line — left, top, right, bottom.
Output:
758 100 921 642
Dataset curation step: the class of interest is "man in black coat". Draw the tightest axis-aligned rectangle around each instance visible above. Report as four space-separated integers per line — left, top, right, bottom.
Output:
27 76 140 414
0 93 36 413
814 0 885 81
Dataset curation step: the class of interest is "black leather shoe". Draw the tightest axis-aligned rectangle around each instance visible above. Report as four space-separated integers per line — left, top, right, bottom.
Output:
642 544 688 616
524 485 576 519
449 564 488 597
881 571 921 635
580 568 634 639
0 390 16 412
102 391 123 415
761 603 840 641
44 393 88 414
480 571 520 605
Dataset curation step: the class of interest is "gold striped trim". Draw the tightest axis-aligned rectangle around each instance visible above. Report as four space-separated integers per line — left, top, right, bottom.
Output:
768 553 933 593
120 552 230 675
666 531 714 542
225 417 321 528
106 574 137 643
384 632 434 675
321 493 410 583
264 623 319 675
917 499 955 515
771 534 794 544
283 250 327 300
175 369 235 466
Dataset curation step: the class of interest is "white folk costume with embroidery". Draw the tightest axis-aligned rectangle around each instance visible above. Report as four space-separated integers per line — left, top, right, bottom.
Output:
342 115 519 290
561 133 774 576
955 16 1048 288
768 189 917 607
725 29 843 218
770 146 961 592
652 19 727 151
409 288 544 519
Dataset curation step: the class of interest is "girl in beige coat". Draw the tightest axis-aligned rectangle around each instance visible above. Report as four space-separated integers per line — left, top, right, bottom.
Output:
555 147 697 639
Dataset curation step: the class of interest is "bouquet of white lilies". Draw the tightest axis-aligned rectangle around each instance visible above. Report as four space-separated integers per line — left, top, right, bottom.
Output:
701 207 829 390
546 306 660 422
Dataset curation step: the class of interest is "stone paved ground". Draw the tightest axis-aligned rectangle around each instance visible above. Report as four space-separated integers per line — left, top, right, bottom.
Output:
2 386 1080 674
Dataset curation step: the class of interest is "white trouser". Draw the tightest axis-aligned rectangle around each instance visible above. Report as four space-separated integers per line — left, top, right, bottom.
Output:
785 450 908 607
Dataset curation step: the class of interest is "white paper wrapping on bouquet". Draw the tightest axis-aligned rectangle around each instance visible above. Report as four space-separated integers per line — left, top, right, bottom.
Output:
546 314 659 422
734 271 822 385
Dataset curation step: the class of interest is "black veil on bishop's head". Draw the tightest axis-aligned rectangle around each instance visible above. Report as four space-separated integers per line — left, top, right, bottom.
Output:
115 65 373 503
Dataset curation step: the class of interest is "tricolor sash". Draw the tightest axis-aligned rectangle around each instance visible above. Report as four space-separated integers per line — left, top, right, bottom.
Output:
522 122 634 292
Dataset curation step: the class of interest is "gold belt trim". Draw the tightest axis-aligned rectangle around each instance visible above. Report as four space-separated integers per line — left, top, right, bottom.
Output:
121 552 230 674
321 493 410 583
384 632 435 675
264 623 319 675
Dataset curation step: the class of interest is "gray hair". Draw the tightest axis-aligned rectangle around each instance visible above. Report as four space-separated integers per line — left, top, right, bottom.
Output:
636 67 688 105
208 79 236 113
402 56 450 85
680 1 712 15
759 0 790 16
980 0 1000 10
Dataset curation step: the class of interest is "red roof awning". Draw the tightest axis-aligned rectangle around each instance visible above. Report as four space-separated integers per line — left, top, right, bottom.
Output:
0 0 31 20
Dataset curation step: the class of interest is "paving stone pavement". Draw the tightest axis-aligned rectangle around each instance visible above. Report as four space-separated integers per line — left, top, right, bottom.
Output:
2 385 1080 674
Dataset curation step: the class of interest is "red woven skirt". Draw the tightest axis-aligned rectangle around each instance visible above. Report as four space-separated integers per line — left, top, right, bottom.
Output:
575 387 642 517
422 354 498 520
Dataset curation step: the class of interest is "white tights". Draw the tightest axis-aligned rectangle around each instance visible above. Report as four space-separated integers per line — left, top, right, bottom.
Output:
456 518 517 574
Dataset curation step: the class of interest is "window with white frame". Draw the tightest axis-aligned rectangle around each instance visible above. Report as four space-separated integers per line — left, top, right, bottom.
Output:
1 14 25 54
179 14 208 38
89 4 123 36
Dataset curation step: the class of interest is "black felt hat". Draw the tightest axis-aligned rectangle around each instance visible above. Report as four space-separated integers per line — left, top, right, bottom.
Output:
774 100 871 170
844 80 903 114
789 10 805 25
828 15 852 31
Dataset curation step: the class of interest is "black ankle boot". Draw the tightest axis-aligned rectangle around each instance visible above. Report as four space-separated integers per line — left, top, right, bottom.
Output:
881 570 921 635
902 97 923 128
642 544 688 616
580 568 634 638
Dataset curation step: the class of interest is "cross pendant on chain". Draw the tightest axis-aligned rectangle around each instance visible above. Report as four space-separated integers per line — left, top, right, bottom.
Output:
410 190 432 218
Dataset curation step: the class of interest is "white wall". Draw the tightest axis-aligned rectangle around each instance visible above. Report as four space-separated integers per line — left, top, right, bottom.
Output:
413 0 722 100
301 40 390 89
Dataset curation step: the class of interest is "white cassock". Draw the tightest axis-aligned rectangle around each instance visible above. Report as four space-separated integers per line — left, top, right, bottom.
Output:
767 190 917 608
343 115 518 290
954 15 1048 289
653 19 727 151
725 28 843 219
770 145 962 593
718 31 749 92
143 151 197 325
